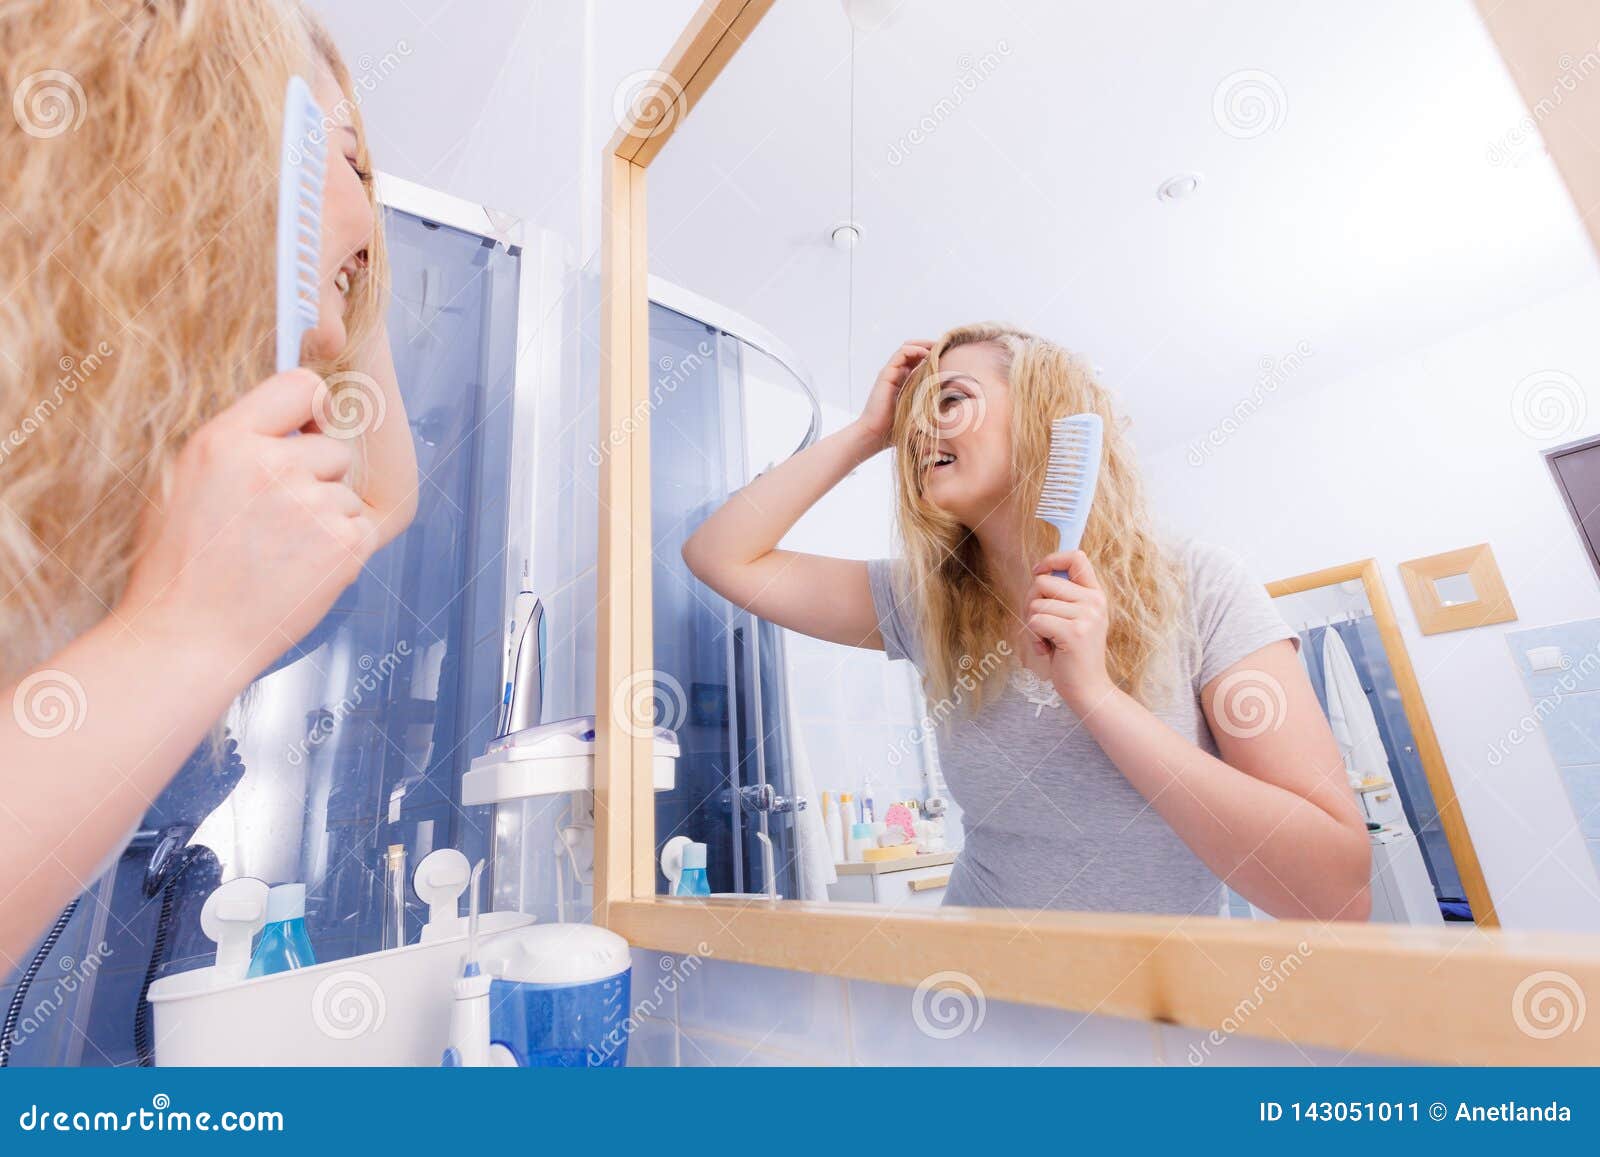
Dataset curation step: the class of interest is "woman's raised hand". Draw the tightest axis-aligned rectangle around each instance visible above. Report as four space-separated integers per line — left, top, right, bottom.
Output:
117 368 381 674
853 340 934 451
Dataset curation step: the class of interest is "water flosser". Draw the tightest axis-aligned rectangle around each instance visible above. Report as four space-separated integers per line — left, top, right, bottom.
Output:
442 860 492 1067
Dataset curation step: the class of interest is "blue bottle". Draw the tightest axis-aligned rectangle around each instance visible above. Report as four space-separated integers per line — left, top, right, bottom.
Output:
674 843 710 896
247 883 317 977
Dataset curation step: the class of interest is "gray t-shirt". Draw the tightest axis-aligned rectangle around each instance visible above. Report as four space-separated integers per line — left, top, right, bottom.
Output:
866 540 1295 916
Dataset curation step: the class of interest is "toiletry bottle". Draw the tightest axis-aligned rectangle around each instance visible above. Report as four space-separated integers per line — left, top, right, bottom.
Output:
246 883 317 977
861 774 875 824
674 842 711 896
823 792 846 863
839 791 854 831
848 823 874 862
381 844 406 951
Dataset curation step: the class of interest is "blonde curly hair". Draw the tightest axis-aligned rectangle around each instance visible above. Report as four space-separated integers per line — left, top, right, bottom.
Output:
0 0 387 681
890 322 1187 713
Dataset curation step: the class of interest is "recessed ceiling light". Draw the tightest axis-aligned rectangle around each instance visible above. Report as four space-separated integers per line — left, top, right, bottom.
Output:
1156 172 1203 202
840 0 901 31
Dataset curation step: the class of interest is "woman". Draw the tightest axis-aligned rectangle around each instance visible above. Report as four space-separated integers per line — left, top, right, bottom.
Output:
0 0 417 960
683 323 1370 919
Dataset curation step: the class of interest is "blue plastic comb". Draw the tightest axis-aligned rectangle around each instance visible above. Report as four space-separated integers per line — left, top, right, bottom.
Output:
1034 412 1104 579
275 75 327 373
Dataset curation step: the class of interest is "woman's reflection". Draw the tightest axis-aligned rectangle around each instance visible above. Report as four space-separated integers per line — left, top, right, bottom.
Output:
683 323 1370 919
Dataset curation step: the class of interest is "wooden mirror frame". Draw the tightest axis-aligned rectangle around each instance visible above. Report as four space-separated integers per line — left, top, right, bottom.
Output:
590 0 1600 1063
1267 559 1497 927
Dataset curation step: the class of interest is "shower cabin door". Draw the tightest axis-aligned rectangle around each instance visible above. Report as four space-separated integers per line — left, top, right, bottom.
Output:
0 196 521 1068
649 302 808 899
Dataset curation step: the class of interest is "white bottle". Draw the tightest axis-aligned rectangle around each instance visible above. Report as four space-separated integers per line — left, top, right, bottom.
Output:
823 792 846 863
847 823 872 862
838 790 851 864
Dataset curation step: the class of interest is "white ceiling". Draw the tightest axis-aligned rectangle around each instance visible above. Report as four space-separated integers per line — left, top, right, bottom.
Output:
648 0 1600 455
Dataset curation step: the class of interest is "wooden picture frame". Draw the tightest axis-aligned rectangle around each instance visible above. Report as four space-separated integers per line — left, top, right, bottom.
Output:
589 0 1600 1063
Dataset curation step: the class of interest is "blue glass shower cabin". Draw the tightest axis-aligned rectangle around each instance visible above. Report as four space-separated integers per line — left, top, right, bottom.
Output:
0 203 520 1066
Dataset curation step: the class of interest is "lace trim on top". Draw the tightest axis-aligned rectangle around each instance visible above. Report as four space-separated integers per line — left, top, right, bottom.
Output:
1009 664 1062 717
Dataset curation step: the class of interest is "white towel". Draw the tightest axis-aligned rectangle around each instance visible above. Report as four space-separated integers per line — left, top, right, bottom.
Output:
1320 626 1403 824
782 638 837 901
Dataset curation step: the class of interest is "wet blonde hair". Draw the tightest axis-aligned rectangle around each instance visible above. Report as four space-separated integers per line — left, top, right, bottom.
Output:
891 323 1186 713
0 0 387 681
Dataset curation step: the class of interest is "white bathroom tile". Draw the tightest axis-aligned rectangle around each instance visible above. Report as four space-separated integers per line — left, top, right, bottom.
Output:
626 1020 679 1068
842 657 884 723
627 949 686 1026
674 959 852 1062
619 951 680 1067
1158 1024 1409 1067
676 1028 826 1066
846 979 1158 1066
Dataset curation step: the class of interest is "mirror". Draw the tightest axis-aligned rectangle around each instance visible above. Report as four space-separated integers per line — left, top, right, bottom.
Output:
1266 561 1489 924
641 0 1600 929
1433 573 1479 607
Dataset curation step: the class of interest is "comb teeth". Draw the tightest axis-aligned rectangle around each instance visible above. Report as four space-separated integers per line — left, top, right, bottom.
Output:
1034 412 1104 554
275 76 328 373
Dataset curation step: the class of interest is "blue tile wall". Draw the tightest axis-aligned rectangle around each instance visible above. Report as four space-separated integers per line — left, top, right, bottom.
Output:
1507 619 1600 878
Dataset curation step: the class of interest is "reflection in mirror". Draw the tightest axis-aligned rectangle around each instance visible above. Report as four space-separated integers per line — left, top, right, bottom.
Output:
1433 573 1480 607
644 0 1600 927
1267 567 1484 925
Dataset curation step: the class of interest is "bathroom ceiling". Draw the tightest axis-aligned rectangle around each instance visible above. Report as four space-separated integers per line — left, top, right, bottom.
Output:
647 0 1600 455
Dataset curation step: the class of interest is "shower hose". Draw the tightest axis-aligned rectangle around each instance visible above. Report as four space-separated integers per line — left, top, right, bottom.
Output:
0 899 80 1067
